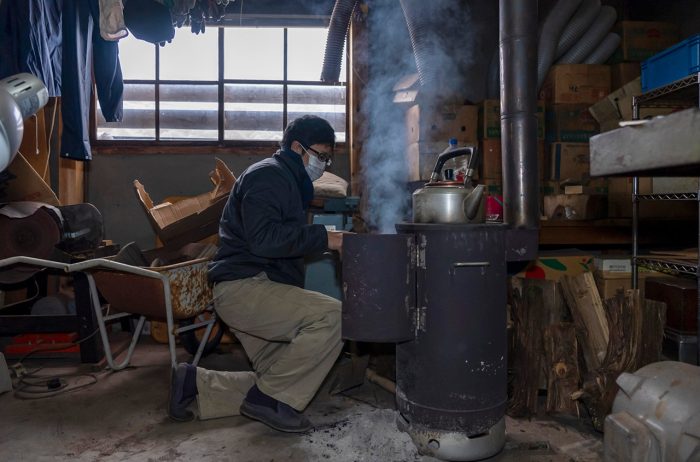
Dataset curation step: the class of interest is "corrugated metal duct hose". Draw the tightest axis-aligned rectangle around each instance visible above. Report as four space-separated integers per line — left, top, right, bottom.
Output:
321 0 359 83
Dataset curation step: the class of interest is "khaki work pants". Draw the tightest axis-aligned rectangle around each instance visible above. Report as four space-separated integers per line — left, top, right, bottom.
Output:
196 272 343 419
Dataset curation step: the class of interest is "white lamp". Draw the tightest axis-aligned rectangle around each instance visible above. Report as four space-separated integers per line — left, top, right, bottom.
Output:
0 73 49 172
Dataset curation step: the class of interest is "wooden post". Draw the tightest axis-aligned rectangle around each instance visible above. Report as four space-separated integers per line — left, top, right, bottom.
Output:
58 157 85 205
55 97 85 205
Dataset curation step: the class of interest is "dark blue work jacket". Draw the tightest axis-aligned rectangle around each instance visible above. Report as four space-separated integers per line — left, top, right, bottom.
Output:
208 149 328 288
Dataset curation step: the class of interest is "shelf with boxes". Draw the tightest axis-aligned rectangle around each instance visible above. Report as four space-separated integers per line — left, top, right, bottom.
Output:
587 31 700 364
629 73 700 288
630 71 700 366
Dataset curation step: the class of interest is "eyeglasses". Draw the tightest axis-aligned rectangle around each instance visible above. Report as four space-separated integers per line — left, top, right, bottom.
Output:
303 146 333 166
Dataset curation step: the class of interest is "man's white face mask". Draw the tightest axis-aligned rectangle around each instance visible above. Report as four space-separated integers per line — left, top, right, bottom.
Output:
302 146 328 182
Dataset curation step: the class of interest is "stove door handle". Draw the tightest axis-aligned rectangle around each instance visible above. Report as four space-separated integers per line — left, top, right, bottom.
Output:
452 261 490 268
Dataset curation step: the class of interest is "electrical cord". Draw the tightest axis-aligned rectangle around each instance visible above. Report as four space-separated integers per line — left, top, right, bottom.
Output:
42 100 59 181
9 306 111 399
13 371 100 399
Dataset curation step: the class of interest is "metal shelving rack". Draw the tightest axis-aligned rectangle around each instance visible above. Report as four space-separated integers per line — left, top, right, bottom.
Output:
631 72 700 364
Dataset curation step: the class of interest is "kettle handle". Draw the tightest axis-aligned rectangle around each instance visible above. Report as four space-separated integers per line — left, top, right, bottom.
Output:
429 146 475 183
462 146 480 187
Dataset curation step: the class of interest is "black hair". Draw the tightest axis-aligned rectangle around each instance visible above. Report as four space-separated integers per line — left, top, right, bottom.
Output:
280 115 336 151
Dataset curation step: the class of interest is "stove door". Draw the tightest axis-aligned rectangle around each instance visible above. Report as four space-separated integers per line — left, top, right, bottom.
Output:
342 233 415 342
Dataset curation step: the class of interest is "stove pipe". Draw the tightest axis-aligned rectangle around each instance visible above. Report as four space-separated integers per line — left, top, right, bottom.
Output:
500 0 540 231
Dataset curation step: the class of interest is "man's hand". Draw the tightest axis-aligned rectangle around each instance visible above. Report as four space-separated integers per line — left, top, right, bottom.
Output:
327 230 353 256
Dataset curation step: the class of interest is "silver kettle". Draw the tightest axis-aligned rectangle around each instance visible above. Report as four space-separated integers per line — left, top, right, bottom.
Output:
412 146 485 224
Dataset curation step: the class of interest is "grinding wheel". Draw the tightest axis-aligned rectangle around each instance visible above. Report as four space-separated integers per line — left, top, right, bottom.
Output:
0 207 62 284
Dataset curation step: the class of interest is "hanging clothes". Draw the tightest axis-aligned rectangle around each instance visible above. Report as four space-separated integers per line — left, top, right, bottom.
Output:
0 0 62 97
61 0 124 161
99 0 129 41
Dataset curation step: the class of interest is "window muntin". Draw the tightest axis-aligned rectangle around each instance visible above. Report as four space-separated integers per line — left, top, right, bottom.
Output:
96 27 346 144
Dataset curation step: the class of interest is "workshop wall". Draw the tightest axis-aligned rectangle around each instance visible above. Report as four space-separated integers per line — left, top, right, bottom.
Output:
87 150 350 249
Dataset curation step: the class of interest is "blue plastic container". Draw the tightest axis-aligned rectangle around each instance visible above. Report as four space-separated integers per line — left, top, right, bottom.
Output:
641 34 700 92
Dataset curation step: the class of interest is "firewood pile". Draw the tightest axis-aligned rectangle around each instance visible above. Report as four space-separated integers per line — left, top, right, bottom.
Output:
507 272 666 430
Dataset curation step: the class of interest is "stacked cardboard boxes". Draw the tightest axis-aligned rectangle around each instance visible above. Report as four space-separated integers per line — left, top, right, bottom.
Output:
588 22 685 219
539 64 610 220
541 64 609 144
592 255 661 300
404 104 478 181
610 21 680 63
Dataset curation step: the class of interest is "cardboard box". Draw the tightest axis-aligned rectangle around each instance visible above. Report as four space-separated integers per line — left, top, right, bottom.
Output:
607 177 697 218
608 177 642 218
134 158 235 246
1 153 60 206
393 73 420 104
611 62 641 89
594 270 646 300
594 271 630 300
544 194 608 220
652 178 699 194
563 179 608 195
589 78 680 132
611 21 680 63
406 141 449 181
478 139 545 182
480 99 546 140
516 254 594 281
549 142 590 181
546 104 600 142
405 104 478 145
481 139 502 179
540 64 611 105
594 257 630 273
589 78 640 132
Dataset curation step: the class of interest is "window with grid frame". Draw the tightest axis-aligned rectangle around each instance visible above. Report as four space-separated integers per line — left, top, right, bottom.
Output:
95 26 347 144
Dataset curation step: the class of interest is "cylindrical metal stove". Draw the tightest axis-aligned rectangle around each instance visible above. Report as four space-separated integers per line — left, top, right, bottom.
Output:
396 223 507 460
342 223 508 461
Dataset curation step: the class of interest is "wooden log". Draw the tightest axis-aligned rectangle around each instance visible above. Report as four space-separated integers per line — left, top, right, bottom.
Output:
544 323 581 416
507 281 547 417
573 291 665 430
639 298 666 367
561 272 609 371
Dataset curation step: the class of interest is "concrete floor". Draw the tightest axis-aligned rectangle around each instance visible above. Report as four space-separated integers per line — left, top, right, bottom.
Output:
0 340 603 462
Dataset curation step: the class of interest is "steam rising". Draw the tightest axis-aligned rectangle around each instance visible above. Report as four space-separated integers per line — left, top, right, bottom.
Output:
360 0 493 233
360 0 415 233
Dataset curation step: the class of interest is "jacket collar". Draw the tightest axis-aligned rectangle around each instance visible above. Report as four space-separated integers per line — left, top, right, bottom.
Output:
274 148 314 208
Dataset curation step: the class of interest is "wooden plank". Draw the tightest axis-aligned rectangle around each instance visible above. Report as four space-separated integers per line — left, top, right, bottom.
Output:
58 156 84 205
561 272 610 371
56 96 84 205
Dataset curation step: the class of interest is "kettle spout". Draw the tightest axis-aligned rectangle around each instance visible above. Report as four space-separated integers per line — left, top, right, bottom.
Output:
463 184 485 221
